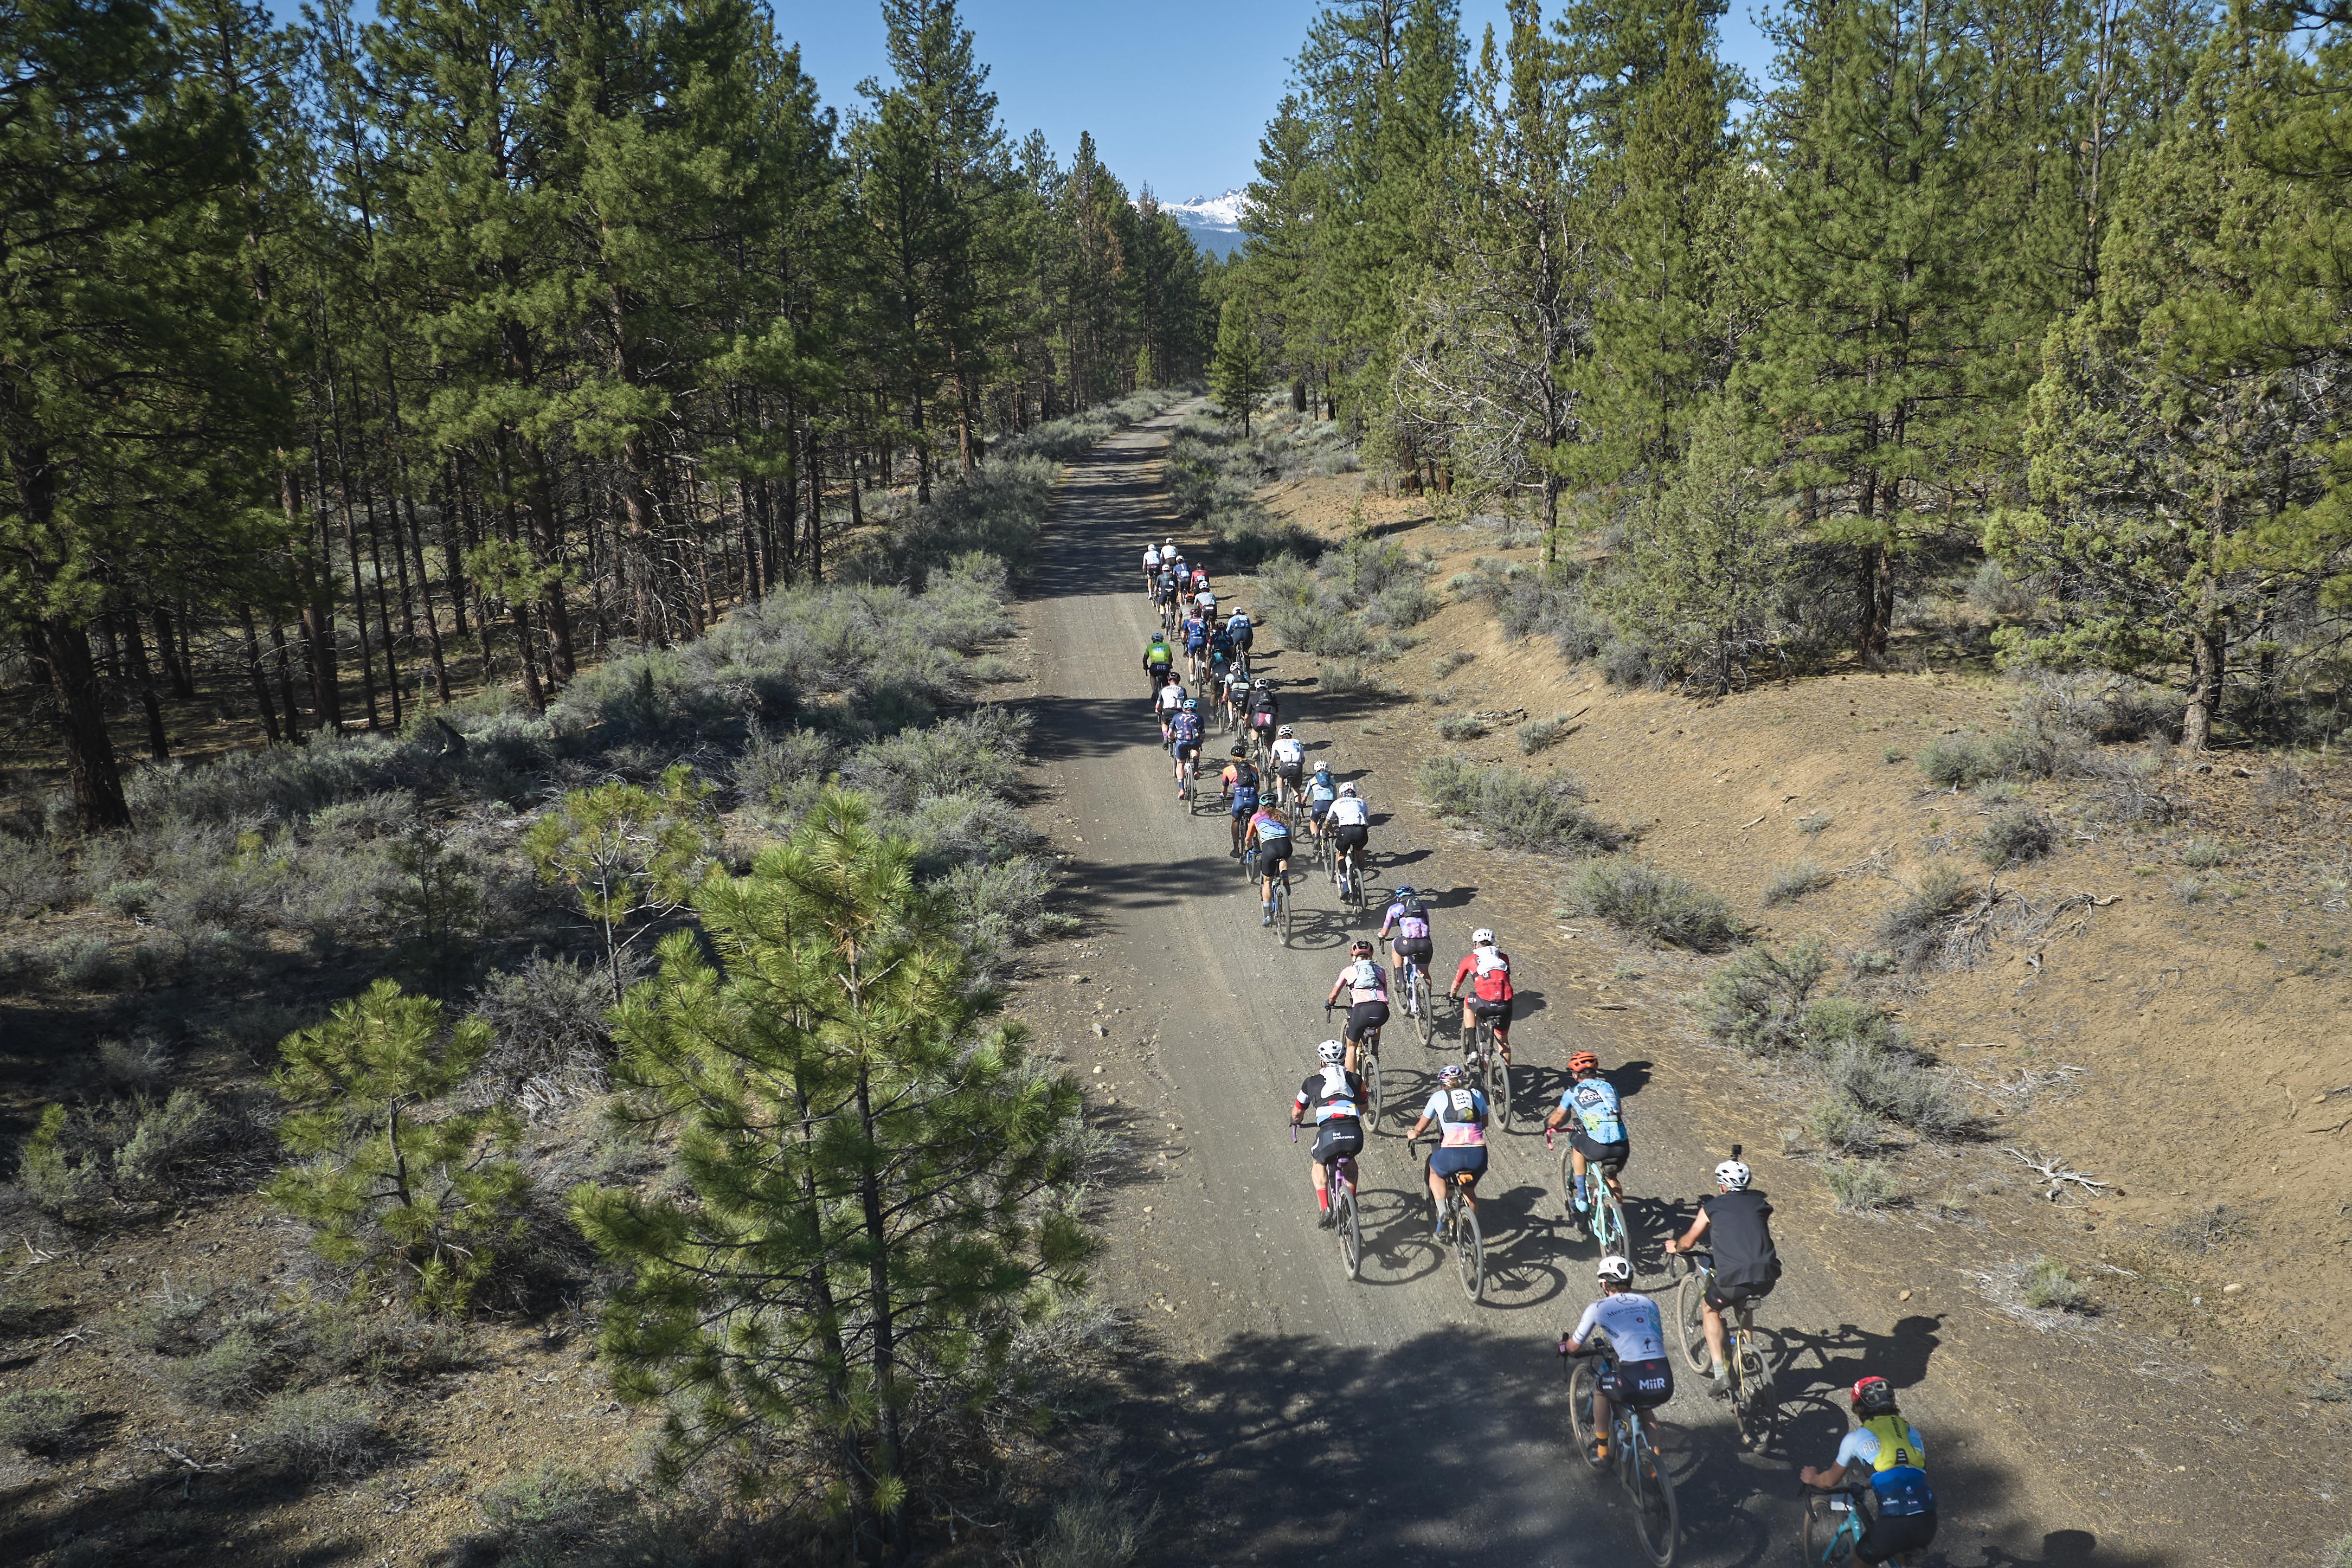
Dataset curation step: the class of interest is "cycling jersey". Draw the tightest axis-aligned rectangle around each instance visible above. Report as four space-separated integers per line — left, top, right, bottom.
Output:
1169 712 1201 747
1227 612 1254 648
1183 615 1207 649
1143 546 1161 570
1208 627 1235 661
1838 1418 1934 1517
1570 1290 1668 1362
1249 810 1290 844
1270 737 1303 769
1699 1190 1781 1293
1381 898 1432 941
1561 1078 1626 1145
1327 795 1370 827
1156 683 1187 714
1295 1064 1364 1127
1334 958 1387 1004
1249 697 1278 728
1424 1085 1487 1147
1190 569 1208 593
1453 947 1513 1004
1197 592 1217 615
1145 641 1172 668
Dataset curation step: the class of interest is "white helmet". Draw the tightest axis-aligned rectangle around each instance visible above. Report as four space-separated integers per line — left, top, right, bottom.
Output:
1316 1039 1346 1064
1715 1160 1752 1191
1596 1255 1633 1284
1338 782 1356 796
1255 677 1269 690
1471 928 1495 946
1277 724 1294 738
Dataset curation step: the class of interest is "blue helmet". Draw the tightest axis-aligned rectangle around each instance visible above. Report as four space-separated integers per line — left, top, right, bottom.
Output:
1392 884 1415 897
1182 698 1198 711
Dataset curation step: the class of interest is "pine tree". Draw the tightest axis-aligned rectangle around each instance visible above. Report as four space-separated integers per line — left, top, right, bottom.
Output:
573 793 1090 1563
1212 298 1273 434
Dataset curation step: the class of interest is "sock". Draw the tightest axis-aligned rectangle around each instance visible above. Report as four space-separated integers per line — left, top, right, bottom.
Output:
1317 1190 1329 1212
1712 1360 1729 1378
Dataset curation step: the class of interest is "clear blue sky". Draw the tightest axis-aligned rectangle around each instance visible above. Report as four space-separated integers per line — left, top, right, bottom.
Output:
769 1 1779 201
281 1 1780 202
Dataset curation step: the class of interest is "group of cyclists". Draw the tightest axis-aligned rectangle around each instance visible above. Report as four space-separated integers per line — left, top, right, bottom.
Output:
1143 530 1938 1567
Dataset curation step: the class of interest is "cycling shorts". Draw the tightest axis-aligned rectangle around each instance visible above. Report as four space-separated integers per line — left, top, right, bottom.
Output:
1856 1509 1937 1566
1229 791 1258 817
1599 1355 1675 1411
1391 936 1434 963
1466 997 1513 1022
1309 799 1334 821
1570 1131 1630 1172
1703 1275 1776 1315
1257 841 1291 875
1172 739 1201 760
1332 823 1368 854
1342 1000 1389 1042
1277 761 1303 785
1310 1120 1364 1167
1429 1146 1487 1182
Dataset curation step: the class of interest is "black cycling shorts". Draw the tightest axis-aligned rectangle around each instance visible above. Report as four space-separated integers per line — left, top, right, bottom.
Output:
1466 997 1513 1023
1390 936 1434 963
1856 1508 1936 1566
1258 843 1291 875
1343 1000 1389 1042
1332 823 1369 853
1278 762 1303 786
1310 1120 1363 1167
1570 1131 1630 1172
1599 1355 1675 1410
1704 1275 1777 1315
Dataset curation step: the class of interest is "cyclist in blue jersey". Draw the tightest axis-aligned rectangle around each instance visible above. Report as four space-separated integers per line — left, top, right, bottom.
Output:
1559 1255 1674 1463
1220 745 1261 858
1182 607 1210 679
1168 699 1204 795
1289 1039 1366 1225
1801 1378 1937 1565
1543 1051 1630 1218
1302 761 1339 844
1406 1063 1487 1241
1245 801 1294 924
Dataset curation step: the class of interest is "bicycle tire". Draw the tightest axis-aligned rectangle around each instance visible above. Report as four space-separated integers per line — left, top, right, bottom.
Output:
1493 1050 1514 1132
1277 879 1292 945
1565 1358 1604 1473
1339 1182 1362 1281
1674 1264 1712 1372
1732 1323 1777 1450
1800 1495 1856 1568
1597 1181 1629 1261
1363 1045 1383 1129
1415 968 1436 1045
1629 1427 1679 1567
1454 1195 1483 1302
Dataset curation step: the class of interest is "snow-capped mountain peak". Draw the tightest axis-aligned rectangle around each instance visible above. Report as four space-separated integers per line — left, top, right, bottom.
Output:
1146 188 1249 257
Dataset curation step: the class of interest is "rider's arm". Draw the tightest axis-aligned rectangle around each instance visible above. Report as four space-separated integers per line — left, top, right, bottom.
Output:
1666 1209 1712 1254
1325 974 1347 1006
1446 953 1475 999
1563 1299 1605 1354
1290 1090 1309 1127
1798 1461 1850 1490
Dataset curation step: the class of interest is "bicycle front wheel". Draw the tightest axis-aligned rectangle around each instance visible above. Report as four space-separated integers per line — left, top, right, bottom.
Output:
1492 1050 1514 1131
1598 1183 1629 1261
1800 1495 1854 1568
1363 1046 1384 1129
1673 1265 1711 1373
1415 971 1436 1045
1565 1358 1604 1473
1277 881 1293 944
1629 1427 1679 1567
1454 1198 1484 1302
1339 1185 1362 1281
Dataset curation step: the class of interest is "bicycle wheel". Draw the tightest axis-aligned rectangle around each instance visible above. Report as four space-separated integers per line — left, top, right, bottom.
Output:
1453 1195 1483 1302
1565 1357 1604 1473
1732 1322 1777 1449
1556 1142 1586 1235
1492 1050 1514 1131
1629 1424 1679 1567
1415 969 1436 1045
1362 1043 1383 1129
1597 1181 1629 1261
1339 1182 1362 1281
1672 1262 1712 1373
1800 1495 1857 1568
1277 879 1293 944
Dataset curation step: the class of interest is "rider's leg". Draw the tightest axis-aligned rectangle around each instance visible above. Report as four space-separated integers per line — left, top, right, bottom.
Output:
1494 1013 1513 1064
1590 1384 1615 1456
1570 1145 1590 1210
1310 1155 1329 1207
1701 1301 1730 1378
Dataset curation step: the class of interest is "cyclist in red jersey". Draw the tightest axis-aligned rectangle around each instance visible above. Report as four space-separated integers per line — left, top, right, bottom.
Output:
1446 927 1515 1066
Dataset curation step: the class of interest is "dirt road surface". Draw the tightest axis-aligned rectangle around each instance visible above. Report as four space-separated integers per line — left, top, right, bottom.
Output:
1006 410 2294 1568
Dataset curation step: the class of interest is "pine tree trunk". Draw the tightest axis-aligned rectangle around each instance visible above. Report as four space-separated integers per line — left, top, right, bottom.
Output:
41 611 132 830
121 611 169 761
239 605 282 744
268 616 301 737
152 606 193 697
854 1062 905 1563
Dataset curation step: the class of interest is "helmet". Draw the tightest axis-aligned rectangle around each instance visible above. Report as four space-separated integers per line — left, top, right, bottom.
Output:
1349 939 1373 956
1230 744 1248 757
1150 632 1166 643
1277 724 1294 737
1471 928 1495 946
1338 782 1356 796
1437 1064 1466 1087
1596 1255 1633 1285
1392 884 1413 897
1182 699 1198 711
1568 1051 1599 1075
1317 1039 1346 1065
1255 677 1269 690
1715 1159 1752 1191
1851 1376 1896 1415
1314 760 1331 775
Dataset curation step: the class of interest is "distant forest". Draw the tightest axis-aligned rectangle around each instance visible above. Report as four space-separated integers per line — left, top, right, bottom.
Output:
3 0 1214 828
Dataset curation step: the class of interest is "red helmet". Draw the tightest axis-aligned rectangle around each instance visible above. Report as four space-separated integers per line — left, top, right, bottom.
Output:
1851 1376 1895 1415
1567 1052 1599 1075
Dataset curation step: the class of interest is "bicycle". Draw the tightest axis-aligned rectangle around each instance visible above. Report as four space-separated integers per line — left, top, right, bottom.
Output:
1335 841 1367 918
1563 1341 1679 1566
1270 865 1293 944
1412 1133 1483 1302
1549 1128 1631 1259
1667 1236 1779 1451
1325 1001 1383 1131
1294 1123 1364 1282
1401 952 1437 1046
1462 1005 1513 1131
1800 1479 1925 1567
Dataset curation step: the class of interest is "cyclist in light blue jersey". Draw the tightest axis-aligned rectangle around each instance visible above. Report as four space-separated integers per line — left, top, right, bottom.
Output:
1543 1051 1631 1217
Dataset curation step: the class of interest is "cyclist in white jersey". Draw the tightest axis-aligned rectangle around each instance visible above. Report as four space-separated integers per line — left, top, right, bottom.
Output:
1154 671 1188 742
1268 726 1306 804
1326 783 1371 881
1302 761 1339 842
1559 1255 1675 1462
1142 542 1161 596
1321 939 1390 1074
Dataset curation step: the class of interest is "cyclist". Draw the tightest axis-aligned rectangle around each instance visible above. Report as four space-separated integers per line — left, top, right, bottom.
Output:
1800 1378 1937 1565
1153 565 1178 621
1142 539 1162 597
1221 660 1252 734
1289 1039 1366 1227
1225 606 1254 673
1154 669 1188 740
1196 583 1218 621
1269 724 1306 805
1322 939 1390 1075
1406 1062 1487 1242
1189 564 1209 598
1179 606 1208 676
1326 781 1371 884
1245 800 1294 926
1380 884 1436 999
1558 1255 1674 1463
1663 1158 1782 1395
1544 1052 1630 1220
1303 760 1339 843
1168 550 1188 590
1206 618 1236 683
1220 745 1261 858
1247 679 1280 757
1143 632 1173 698
1168 698 1204 795
1446 928 1516 1066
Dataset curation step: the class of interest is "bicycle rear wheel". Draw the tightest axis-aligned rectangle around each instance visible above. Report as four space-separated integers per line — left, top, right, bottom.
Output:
1732 1322 1777 1450
1629 1425 1679 1567
1492 1049 1514 1131
1597 1181 1629 1261
1800 1495 1858 1568
1565 1358 1604 1473
1672 1263 1712 1373
1414 969 1436 1045
1277 879 1292 944
1453 1195 1484 1302
1336 1179 1363 1281
1362 1043 1383 1129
